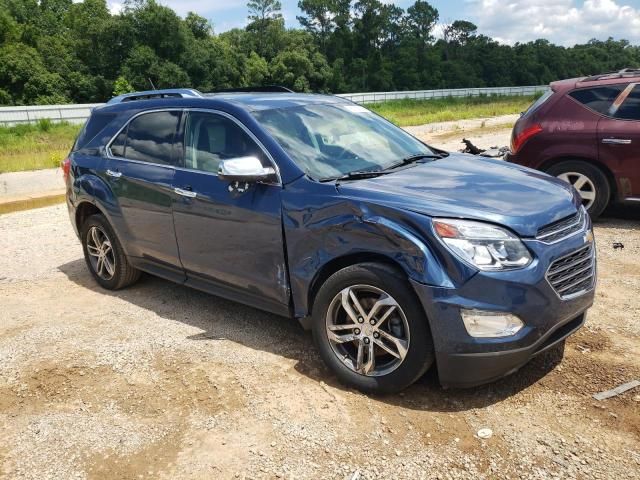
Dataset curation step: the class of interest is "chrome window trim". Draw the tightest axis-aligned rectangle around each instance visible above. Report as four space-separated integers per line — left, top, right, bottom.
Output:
105 107 282 186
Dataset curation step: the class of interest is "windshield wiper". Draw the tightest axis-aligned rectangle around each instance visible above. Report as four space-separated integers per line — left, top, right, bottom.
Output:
383 152 448 171
319 170 391 183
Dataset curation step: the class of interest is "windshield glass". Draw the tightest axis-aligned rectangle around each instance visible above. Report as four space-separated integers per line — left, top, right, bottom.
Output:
252 103 434 180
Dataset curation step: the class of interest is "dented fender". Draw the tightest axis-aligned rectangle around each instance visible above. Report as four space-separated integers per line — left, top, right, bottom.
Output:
281 177 462 319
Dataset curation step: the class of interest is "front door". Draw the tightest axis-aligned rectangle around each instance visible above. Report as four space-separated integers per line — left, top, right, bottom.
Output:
171 111 289 315
598 84 640 198
104 110 184 280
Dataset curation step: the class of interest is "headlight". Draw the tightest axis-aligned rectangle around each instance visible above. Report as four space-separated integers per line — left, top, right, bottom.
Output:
433 219 532 270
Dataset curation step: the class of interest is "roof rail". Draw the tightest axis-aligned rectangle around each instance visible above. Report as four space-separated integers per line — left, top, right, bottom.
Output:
208 86 294 94
107 88 204 105
582 68 640 82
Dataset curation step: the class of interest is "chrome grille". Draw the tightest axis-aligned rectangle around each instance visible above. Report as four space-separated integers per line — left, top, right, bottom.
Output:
536 209 584 243
546 245 595 299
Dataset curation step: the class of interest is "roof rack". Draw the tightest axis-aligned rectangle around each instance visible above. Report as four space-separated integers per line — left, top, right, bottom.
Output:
107 88 204 105
582 68 640 82
208 86 294 94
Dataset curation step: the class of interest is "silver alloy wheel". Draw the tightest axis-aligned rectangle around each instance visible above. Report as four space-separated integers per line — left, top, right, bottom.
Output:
325 285 410 377
557 172 596 209
86 226 116 280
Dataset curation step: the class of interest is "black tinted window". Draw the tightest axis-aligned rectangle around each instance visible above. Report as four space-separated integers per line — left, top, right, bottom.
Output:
569 86 625 115
124 111 180 165
184 112 266 173
615 86 640 120
74 113 116 150
110 129 126 157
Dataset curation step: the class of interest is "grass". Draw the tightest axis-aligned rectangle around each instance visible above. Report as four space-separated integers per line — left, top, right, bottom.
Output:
369 94 537 127
0 94 537 174
0 120 81 174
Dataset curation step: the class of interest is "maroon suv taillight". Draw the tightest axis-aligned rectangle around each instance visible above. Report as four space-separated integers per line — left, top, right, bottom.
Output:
62 157 71 181
511 123 543 154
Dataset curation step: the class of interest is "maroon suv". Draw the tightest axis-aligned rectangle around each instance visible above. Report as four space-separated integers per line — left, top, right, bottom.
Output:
507 69 640 219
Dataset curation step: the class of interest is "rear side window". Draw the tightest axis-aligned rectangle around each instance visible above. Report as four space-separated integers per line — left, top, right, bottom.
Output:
109 111 181 165
614 85 640 120
569 85 625 115
74 113 116 150
523 90 553 117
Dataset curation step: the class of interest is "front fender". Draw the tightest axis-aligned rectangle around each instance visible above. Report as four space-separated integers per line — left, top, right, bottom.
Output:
282 182 456 318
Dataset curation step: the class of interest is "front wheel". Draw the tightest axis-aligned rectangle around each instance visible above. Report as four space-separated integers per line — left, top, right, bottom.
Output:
546 160 610 220
312 263 434 394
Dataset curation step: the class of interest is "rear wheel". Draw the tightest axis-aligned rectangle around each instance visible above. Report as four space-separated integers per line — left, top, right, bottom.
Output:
312 263 434 394
81 214 140 290
546 160 610 220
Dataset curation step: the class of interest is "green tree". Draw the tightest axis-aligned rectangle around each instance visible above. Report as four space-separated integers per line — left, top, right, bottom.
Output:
113 76 134 96
247 0 284 58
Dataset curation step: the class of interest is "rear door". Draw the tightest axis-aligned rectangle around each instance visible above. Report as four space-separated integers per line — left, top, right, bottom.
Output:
171 110 289 315
104 110 184 281
598 83 640 198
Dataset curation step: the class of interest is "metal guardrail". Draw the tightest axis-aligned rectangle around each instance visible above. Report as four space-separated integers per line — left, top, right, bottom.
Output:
0 103 104 126
336 85 549 104
0 85 548 125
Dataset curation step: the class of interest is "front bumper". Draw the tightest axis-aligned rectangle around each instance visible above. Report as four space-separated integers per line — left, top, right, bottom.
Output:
411 227 595 388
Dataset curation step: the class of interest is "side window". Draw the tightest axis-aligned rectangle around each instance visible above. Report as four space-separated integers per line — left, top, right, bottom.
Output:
184 112 266 173
110 129 127 157
569 86 625 115
119 111 181 165
614 85 640 120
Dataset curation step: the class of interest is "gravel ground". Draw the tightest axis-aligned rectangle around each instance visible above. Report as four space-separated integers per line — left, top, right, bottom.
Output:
1 202 639 480
406 114 518 153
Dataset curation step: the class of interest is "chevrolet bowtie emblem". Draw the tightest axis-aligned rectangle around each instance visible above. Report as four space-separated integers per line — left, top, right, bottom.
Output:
584 230 594 244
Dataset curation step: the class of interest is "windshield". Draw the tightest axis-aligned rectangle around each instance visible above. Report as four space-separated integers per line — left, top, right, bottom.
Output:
252 103 434 180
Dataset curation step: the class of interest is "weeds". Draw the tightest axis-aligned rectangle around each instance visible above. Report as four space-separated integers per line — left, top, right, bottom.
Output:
369 94 535 127
0 121 81 173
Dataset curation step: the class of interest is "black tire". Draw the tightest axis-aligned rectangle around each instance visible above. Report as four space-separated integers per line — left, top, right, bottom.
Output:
311 262 434 394
546 160 610 220
81 214 140 290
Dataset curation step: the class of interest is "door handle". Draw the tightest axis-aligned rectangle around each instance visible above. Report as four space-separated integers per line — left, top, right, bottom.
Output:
602 138 632 145
106 169 122 178
174 187 197 198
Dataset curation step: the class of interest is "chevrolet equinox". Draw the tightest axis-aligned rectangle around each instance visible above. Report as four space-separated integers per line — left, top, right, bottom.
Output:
64 88 596 393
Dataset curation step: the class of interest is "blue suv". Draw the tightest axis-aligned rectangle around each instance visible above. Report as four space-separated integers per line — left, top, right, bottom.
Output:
64 88 596 393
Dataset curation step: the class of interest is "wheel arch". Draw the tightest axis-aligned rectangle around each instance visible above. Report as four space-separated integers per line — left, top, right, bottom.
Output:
75 201 104 233
539 156 617 201
306 253 406 318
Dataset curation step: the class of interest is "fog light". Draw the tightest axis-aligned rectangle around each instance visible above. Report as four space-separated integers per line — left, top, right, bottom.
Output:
460 309 524 338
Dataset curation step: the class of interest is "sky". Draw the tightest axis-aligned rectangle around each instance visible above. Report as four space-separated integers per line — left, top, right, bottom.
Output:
107 0 640 46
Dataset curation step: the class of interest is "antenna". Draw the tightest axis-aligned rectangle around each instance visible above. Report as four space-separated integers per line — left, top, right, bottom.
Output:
148 78 156 90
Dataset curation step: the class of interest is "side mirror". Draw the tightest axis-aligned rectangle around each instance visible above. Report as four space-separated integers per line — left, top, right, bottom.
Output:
218 156 276 183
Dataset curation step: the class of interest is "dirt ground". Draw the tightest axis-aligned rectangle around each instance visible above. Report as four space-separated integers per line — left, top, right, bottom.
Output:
1 203 639 478
405 114 518 153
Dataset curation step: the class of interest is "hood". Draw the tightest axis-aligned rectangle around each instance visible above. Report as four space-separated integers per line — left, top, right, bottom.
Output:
338 154 579 237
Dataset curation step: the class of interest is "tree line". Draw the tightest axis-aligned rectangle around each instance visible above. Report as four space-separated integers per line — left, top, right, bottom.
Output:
0 0 638 106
